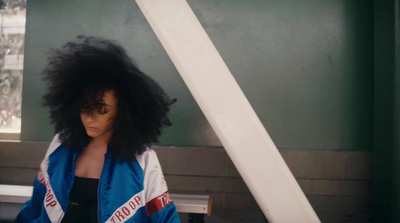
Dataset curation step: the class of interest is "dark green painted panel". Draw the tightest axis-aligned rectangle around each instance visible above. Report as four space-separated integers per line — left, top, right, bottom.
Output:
22 0 373 151
396 0 400 220
373 0 400 222
21 0 210 144
187 0 373 150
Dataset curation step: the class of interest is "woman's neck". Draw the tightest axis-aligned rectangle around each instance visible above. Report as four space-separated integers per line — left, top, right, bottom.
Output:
90 130 113 146
86 133 112 154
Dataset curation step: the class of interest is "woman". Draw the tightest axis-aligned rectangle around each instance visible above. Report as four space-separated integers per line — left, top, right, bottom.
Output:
15 36 180 223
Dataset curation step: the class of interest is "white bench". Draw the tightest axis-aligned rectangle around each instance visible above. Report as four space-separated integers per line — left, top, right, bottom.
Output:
0 184 212 222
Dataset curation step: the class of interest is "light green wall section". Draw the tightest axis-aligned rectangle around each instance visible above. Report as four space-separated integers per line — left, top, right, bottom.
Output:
21 0 373 151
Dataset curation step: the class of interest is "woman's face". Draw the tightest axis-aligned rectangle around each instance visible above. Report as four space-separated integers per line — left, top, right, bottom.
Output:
80 90 118 142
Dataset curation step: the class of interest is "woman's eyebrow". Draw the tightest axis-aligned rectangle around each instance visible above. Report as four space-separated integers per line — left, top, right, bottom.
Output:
95 102 111 107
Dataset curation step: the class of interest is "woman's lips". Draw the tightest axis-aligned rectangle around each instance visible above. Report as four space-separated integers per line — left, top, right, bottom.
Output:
86 126 98 130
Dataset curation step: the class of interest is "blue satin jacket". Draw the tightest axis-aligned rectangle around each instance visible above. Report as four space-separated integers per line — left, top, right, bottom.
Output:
15 135 180 223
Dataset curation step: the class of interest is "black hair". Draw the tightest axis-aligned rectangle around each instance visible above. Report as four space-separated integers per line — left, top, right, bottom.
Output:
42 36 175 161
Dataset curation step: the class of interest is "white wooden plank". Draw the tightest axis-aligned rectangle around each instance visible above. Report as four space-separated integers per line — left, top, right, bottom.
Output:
135 0 320 222
170 194 210 214
0 185 32 203
0 185 211 214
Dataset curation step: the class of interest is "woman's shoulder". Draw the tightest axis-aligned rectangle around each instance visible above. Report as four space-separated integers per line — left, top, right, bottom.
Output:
43 134 62 157
135 147 160 169
46 134 78 158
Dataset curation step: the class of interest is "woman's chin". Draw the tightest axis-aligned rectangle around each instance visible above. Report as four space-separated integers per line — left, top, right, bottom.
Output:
85 131 98 138
85 129 114 142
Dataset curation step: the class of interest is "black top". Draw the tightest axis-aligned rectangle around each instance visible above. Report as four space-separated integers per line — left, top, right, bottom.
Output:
61 176 99 223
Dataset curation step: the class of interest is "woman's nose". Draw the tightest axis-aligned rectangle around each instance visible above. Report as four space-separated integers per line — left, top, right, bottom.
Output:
84 112 97 121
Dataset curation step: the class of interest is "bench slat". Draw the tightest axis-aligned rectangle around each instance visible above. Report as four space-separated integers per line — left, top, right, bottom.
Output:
0 185 32 203
170 194 212 216
0 184 212 215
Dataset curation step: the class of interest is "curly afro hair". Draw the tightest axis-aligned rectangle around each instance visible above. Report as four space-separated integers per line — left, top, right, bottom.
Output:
42 36 175 161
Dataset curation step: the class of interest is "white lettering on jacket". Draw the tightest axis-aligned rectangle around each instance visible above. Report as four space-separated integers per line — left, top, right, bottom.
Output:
105 191 145 223
38 135 65 223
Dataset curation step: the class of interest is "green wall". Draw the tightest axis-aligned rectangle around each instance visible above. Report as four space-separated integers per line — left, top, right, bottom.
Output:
373 0 400 222
21 0 373 151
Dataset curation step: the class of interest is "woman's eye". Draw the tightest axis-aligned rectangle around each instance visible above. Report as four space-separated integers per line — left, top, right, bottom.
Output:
99 109 109 114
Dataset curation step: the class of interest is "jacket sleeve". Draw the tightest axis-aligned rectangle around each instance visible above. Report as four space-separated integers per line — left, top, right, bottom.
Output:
14 176 46 223
15 134 61 223
139 149 181 223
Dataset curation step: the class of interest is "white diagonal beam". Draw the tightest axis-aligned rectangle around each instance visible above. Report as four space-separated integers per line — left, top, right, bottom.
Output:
136 0 320 222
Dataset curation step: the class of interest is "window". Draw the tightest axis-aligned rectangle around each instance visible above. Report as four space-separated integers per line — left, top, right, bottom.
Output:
0 0 26 139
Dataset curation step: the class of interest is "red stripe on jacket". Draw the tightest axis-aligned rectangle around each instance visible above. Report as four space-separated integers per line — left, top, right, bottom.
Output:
145 191 172 216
